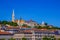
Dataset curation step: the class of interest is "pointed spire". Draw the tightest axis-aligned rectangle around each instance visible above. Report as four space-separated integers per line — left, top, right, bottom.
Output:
12 9 15 22
12 9 14 16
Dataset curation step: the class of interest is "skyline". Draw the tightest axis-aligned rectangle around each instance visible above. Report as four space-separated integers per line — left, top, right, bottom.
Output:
0 0 60 27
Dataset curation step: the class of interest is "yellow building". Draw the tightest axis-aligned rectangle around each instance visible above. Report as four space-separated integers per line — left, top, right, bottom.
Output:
14 19 25 26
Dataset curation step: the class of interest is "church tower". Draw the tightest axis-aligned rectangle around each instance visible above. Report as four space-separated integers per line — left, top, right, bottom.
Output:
12 9 15 22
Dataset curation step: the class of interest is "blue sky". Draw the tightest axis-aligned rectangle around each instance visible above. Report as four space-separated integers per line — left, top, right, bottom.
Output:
0 0 60 27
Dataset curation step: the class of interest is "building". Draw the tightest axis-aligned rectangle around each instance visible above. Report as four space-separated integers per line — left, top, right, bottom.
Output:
14 19 25 26
0 30 13 40
24 20 38 28
12 28 60 40
0 25 60 40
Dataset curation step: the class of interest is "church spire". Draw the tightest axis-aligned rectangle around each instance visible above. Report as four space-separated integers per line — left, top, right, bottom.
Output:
12 9 15 22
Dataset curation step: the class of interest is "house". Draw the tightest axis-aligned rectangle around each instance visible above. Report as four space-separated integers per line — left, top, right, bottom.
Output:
5 27 20 34
0 30 13 40
13 28 59 40
24 20 38 28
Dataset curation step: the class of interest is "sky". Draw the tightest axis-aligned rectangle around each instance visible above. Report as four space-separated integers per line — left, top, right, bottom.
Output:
0 0 60 27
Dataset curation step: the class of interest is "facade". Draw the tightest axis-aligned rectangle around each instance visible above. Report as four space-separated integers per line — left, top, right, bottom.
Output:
14 19 25 26
0 31 13 40
0 25 60 40
13 28 60 40
24 20 38 28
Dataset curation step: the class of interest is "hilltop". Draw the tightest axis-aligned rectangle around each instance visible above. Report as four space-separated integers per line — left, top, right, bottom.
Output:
0 20 60 30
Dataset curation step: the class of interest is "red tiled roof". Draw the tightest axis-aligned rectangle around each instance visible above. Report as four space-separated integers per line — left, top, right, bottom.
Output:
0 31 11 34
24 30 32 32
21 27 27 28
6 27 20 29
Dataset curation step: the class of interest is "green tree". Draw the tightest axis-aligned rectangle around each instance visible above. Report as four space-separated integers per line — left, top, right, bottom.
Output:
34 26 42 29
22 24 27 27
1 21 18 26
22 37 27 40
50 36 56 40
43 36 56 40
2 21 8 25
9 38 15 40
43 36 49 40
34 26 38 28
44 23 48 25
0 21 2 24
9 22 18 26
58 38 60 40
27 26 31 28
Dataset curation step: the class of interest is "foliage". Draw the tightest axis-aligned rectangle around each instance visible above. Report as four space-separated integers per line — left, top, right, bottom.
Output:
43 36 56 40
0 20 60 29
22 24 32 28
58 38 60 40
27 26 31 28
9 22 18 26
22 37 27 40
34 26 49 29
34 26 39 28
34 25 60 30
9 38 15 40
0 21 18 26
22 24 27 27
44 23 48 25
0 38 5 40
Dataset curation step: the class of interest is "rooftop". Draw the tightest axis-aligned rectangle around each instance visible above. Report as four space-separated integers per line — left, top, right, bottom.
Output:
0 31 12 35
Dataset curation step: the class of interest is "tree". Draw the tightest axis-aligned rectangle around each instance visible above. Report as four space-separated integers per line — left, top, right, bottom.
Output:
34 26 42 29
9 38 15 40
43 36 49 40
44 23 48 25
1 21 18 26
34 26 38 28
9 22 18 26
22 37 27 40
0 21 2 24
2 21 8 25
43 36 56 40
58 38 60 40
22 24 27 27
27 26 31 28
50 36 56 40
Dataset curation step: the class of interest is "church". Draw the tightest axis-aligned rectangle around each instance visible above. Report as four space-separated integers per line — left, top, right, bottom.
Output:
12 10 38 28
